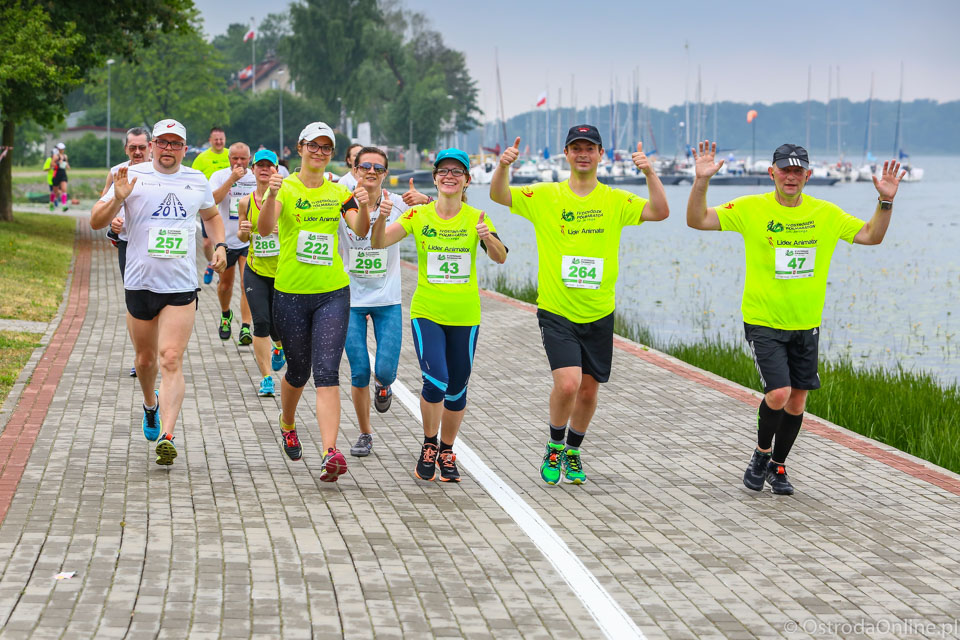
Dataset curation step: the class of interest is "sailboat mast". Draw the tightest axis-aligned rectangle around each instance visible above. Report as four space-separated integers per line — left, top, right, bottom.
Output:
893 62 904 158
495 48 507 146
805 65 811 151
863 72 874 163
825 66 832 156
836 65 842 159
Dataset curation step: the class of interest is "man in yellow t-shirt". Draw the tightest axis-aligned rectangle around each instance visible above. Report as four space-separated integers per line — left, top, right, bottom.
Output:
490 125 670 486
687 140 906 495
192 127 230 284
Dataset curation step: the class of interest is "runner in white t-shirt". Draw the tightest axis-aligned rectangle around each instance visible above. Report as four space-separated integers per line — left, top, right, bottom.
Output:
90 118 228 467
337 147 407 457
209 143 257 344
101 126 152 377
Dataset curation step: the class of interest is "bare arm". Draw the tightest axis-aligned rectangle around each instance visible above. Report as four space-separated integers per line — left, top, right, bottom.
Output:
632 142 669 222
686 140 724 231
212 166 244 204
256 174 284 236
237 195 252 243
370 212 408 249
854 160 905 245
344 187 371 238
100 169 114 197
489 136 520 208
199 205 228 272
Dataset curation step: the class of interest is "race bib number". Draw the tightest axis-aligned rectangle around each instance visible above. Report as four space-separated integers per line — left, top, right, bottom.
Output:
253 233 279 258
348 248 387 278
561 255 603 289
296 231 333 265
147 227 188 259
775 247 816 279
229 197 240 220
426 252 470 284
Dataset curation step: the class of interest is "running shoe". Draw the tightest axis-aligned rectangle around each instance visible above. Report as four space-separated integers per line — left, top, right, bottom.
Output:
765 462 795 495
271 347 285 371
258 376 275 397
142 391 161 441
743 449 772 491
155 433 177 466
279 416 302 461
415 442 438 481
238 325 253 345
129 366 137 378
373 383 392 413
562 447 586 484
539 442 564 485
438 449 461 482
203 263 215 285
319 448 348 482
218 310 234 340
49 202 54 211
350 433 373 457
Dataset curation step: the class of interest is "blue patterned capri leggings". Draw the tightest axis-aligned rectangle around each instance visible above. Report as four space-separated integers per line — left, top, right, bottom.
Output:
273 286 350 388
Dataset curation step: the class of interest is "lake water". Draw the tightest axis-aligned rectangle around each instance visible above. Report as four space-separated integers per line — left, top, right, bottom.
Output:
407 155 959 384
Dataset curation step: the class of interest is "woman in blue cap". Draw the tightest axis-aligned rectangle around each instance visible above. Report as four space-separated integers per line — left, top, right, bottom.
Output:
371 148 507 482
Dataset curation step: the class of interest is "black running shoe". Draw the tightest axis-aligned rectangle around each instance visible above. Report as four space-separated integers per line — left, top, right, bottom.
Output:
743 449 772 491
279 414 302 461
415 442 438 481
373 382 392 413
438 449 461 482
766 462 795 495
218 310 234 340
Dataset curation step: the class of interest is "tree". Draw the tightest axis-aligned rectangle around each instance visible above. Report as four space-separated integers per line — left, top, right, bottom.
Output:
0 1 193 222
211 13 290 81
83 29 231 145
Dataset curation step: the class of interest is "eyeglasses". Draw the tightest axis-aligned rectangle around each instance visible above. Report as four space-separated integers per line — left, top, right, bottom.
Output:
154 139 185 150
356 162 386 174
303 141 334 155
126 144 148 152
436 168 466 177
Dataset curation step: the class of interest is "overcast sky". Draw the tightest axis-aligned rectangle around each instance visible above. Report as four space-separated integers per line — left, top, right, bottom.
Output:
196 0 960 120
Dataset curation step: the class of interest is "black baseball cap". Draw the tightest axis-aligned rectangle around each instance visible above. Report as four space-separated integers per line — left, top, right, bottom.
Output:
773 144 809 169
564 124 603 148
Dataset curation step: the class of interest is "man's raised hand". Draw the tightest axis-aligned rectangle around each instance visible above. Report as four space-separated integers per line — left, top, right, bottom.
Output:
693 140 724 180
632 141 652 174
499 137 521 167
113 166 137 201
873 160 906 201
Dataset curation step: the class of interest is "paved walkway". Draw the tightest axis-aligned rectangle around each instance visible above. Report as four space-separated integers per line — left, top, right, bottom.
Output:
0 221 959 639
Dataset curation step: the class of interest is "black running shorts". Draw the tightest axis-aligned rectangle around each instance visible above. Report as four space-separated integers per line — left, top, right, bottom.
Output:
225 246 249 270
125 289 198 321
537 309 614 383
744 322 821 393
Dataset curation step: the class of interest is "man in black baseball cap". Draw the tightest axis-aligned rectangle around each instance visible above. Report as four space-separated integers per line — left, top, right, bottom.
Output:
564 124 603 148
686 138 906 496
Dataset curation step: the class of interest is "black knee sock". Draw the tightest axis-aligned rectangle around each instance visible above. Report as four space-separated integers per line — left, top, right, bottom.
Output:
439 441 453 453
757 398 783 450
772 411 803 463
549 423 566 444
424 435 438 446
221 310 231 318
566 427 585 449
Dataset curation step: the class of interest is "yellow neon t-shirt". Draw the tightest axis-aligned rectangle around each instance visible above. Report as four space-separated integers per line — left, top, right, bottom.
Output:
245 190 278 279
191 148 230 179
508 181 647 323
716 192 865 330
398 201 497 326
274 174 356 294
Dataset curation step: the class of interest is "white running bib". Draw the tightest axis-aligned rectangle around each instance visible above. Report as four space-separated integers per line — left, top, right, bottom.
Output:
296 231 333 265
229 196 240 220
147 227 188 259
348 248 387 278
775 247 816 279
253 233 279 258
426 252 470 284
561 255 603 289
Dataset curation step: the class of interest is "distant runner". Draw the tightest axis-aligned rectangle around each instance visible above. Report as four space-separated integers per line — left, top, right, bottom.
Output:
490 126 669 486
372 148 507 483
51 143 70 211
192 127 230 285
686 140 904 495
91 119 228 466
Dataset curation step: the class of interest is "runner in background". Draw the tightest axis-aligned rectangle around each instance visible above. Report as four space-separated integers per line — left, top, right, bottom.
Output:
490 127 669 486
338 147 408 458
372 148 507 483
43 150 57 210
51 143 70 211
192 127 230 285
336 143 363 190
687 140 904 495
209 143 256 344
237 149 286 397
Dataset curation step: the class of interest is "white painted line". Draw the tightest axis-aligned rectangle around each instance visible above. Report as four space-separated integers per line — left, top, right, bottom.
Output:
384 359 647 640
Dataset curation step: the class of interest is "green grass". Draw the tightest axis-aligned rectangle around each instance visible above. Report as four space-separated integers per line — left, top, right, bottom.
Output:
0 332 42 411
481 276 960 475
0 213 76 321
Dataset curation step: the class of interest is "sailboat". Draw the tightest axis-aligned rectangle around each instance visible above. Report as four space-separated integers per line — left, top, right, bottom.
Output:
888 63 923 182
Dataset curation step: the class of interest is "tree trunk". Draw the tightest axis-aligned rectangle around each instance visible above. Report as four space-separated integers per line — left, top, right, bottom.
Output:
0 119 13 222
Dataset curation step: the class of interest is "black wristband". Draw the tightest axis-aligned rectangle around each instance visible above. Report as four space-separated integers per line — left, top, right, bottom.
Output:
215 242 228 251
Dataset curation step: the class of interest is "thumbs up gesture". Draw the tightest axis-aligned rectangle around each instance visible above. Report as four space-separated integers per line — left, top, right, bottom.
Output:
476 211 491 240
500 137 521 167
379 190 394 219
402 176 430 206
632 141 652 174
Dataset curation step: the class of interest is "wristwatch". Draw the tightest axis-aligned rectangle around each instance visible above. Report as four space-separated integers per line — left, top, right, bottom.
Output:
878 198 893 211
215 242 228 251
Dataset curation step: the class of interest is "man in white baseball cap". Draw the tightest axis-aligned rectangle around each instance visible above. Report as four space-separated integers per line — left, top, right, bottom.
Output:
90 117 228 467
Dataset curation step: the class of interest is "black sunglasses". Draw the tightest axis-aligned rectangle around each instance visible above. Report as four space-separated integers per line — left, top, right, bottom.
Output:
356 162 387 174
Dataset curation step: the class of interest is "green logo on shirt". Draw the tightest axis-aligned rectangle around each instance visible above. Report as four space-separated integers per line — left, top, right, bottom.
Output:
421 224 438 238
561 210 575 222
767 220 784 233
294 198 312 210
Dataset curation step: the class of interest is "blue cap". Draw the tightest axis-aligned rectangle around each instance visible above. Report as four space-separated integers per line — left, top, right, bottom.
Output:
434 148 470 171
253 149 279 166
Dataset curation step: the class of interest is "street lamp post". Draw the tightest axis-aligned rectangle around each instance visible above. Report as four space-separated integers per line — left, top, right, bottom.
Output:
277 69 284 157
106 58 115 168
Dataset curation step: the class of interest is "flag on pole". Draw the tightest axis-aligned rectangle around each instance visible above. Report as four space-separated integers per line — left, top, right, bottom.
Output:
535 91 547 108
244 28 255 42
238 65 253 80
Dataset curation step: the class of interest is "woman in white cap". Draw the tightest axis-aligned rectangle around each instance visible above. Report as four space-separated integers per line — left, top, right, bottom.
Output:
257 122 371 482
371 148 507 483
52 143 70 211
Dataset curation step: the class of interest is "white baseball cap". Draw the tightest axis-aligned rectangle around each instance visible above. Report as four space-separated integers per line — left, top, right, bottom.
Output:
56 143 66 150
152 118 187 141
298 122 335 145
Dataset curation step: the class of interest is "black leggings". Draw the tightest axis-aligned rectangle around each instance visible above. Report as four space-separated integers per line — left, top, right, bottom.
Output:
273 286 350 388
243 264 280 341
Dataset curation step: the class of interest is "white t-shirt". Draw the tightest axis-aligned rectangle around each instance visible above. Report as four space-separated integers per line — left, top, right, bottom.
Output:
209 167 256 250
109 161 130 241
278 165 290 178
337 170 358 190
337 190 405 307
100 163 215 293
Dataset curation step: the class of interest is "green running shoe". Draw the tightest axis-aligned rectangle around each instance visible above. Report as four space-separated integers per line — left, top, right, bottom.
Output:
237 325 253 345
562 447 586 484
540 442 564 485
155 433 177 466
218 310 234 340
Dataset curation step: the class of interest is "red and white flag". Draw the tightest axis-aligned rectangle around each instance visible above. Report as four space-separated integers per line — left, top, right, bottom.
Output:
243 28 255 42
535 91 547 107
238 65 253 79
